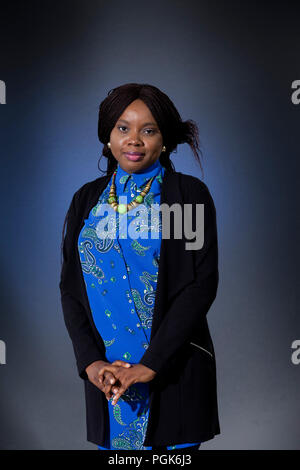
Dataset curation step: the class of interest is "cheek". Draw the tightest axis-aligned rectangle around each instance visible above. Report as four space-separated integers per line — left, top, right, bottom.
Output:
111 135 126 150
110 129 122 142
148 138 163 152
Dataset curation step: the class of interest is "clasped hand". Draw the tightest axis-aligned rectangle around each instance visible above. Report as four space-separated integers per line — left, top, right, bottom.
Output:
98 360 156 405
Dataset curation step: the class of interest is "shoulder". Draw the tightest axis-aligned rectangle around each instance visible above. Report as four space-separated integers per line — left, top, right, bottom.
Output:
64 175 110 218
71 174 109 207
178 172 209 191
175 171 215 206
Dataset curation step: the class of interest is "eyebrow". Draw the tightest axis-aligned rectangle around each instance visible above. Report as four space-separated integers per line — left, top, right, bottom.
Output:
117 119 157 127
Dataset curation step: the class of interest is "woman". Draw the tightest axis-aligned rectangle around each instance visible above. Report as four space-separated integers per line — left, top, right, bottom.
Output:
60 83 220 451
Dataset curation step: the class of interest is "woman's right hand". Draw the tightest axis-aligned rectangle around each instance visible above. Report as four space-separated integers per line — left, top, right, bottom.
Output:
85 360 131 400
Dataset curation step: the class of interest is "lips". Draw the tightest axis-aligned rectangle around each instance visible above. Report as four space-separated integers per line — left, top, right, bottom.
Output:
124 152 145 162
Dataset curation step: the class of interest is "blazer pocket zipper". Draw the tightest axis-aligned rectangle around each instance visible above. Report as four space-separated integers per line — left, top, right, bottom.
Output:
190 341 214 358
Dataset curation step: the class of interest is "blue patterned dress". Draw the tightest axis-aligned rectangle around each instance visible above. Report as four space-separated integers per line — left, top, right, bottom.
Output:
77 159 201 450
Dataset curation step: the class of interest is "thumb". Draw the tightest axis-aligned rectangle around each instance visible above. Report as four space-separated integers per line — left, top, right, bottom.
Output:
112 360 132 368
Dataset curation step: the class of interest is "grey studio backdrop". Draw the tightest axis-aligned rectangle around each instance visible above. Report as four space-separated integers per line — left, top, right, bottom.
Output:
0 0 299 450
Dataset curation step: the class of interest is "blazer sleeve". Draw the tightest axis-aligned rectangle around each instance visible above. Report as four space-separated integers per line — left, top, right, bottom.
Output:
138 180 219 375
60 189 107 380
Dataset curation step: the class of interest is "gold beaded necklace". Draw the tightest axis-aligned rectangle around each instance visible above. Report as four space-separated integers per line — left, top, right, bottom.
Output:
108 170 156 213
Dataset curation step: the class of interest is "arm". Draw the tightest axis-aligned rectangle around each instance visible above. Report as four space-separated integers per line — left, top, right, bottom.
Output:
59 189 106 380
138 181 219 375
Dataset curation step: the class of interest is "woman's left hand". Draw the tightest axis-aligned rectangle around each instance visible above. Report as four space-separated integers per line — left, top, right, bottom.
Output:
98 362 157 405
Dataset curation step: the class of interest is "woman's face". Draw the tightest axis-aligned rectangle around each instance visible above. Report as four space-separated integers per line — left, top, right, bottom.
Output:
109 99 164 174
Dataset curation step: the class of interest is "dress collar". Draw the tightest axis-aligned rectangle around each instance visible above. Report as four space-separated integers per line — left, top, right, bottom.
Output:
115 159 164 191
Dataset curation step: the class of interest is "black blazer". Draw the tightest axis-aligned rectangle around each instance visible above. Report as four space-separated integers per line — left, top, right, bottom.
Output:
59 167 220 447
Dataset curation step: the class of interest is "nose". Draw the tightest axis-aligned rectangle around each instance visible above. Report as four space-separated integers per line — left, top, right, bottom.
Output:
127 129 143 145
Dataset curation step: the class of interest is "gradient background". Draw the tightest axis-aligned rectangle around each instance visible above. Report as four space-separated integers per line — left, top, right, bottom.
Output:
0 0 299 449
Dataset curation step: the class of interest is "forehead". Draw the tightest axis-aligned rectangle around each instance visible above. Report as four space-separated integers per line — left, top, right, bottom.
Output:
118 99 157 124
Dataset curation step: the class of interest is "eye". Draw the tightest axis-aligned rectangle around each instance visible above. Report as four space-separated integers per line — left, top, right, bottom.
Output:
118 126 128 132
117 126 156 135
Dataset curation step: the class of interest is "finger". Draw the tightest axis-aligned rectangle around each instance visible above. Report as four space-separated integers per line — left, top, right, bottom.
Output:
102 368 123 392
98 372 113 396
106 388 114 401
106 373 120 389
111 360 132 368
104 377 116 400
111 392 123 406
104 374 122 399
111 383 128 406
103 373 117 395
99 366 126 399
99 371 110 389
104 371 116 385
99 367 118 385
99 365 120 377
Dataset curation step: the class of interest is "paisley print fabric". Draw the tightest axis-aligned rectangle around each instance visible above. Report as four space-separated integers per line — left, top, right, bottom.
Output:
77 159 201 450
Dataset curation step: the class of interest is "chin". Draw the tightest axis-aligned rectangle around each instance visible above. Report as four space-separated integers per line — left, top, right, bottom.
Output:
124 160 144 166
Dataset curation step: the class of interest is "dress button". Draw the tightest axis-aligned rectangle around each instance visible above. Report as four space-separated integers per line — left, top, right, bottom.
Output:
123 275 126 279
136 323 140 328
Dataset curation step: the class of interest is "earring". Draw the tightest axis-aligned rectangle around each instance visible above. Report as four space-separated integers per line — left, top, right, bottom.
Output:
162 145 166 152
107 142 111 148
